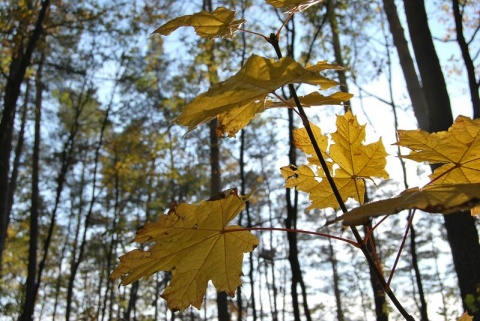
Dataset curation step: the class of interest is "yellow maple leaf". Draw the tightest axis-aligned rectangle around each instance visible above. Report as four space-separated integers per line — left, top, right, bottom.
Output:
153 7 245 39
265 0 323 13
109 193 258 312
338 183 480 226
281 110 389 210
175 54 339 136
396 115 480 184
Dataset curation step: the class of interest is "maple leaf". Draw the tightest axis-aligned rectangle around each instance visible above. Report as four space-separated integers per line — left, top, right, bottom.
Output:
153 7 245 39
109 193 258 312
265 0 323 13
337 183 480 226
176 54 339 136
281 110 389 210
396 115 480 184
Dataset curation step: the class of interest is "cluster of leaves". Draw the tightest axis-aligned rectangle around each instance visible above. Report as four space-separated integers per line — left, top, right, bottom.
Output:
110 0 480 313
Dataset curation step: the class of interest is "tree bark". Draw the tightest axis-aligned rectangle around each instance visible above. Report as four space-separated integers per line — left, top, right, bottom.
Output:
0 0 50 275
20 56 43 321
403 1 480 318
327 0 350 110
451 0 480 118
403 0 453 132
283 17 312 321
382 0 429 130
327 235 345 321
363 222 388 321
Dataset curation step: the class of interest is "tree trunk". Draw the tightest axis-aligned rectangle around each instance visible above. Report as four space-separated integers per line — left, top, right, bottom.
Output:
410 225 429 321
363 221 388 321
7 83 29 235
403 1 480 318
380 6 430 317
327 0 350 110
20 57 43 321
451 0 480 118
327 235 345 321
284 17 312 321
382 0 429 130
0 0 50 275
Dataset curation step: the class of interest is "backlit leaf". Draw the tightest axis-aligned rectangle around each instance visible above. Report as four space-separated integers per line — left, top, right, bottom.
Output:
176 54 338 136
396 115 480 184
338 183 480 226
153 7 245 39
265 0 323 13
110 193 258 312
281 110 388 209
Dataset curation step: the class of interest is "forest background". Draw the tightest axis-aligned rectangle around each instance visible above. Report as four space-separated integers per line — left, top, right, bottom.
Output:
0 0 479 320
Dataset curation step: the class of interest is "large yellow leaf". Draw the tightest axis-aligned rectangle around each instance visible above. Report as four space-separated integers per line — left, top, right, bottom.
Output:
175 54 339 136
397 116 480 184
337 183 480 226
110 193 258 312
153 7 245 39
281 110 388 209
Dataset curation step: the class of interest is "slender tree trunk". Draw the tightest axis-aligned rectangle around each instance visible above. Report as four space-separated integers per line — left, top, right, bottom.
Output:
327 0 350 109
410 224 429 321
66 106 110 320
380 11 430 318
126 281 139 320
0 0 50 275
200 1 229 318
65 163 86 320
7 83 29 229
283 17 312 321
34 83 89 305
239 128 258 320
209 118 230 320
327 235 345 321
20 57 43 321
451 0 480 118
382 0 429 130
363 222 388 321
101 173 120 321
403 1 480 318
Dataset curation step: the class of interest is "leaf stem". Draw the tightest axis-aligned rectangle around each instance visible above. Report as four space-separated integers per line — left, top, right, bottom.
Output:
227 227 359 248
267 33 415 321
234 27 269 41
387 210 416 287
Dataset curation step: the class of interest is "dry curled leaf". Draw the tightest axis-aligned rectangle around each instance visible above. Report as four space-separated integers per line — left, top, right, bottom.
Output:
265 0 323 13
153 7 245 39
